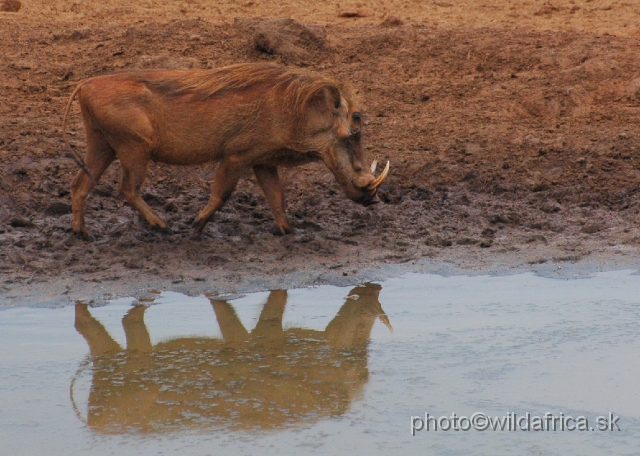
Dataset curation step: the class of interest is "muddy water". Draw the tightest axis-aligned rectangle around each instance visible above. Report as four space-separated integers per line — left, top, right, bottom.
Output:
1 271 639 455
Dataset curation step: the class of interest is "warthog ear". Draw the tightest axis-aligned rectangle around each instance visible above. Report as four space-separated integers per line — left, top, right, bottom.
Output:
308 84 342 112
301 83 345 136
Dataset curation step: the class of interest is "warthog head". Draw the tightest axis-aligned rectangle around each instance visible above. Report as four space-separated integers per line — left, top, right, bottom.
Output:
303 85 389 207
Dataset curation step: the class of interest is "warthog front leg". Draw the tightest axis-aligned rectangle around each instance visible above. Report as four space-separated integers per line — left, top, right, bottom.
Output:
253 165 293 235
191 158 244 239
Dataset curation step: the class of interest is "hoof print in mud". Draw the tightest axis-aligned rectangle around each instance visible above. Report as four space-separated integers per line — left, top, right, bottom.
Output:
9 217 35 228
0 0 21 12
44 202 72 217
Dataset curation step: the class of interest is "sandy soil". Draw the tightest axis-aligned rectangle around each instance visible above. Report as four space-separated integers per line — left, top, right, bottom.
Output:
2 0 640 305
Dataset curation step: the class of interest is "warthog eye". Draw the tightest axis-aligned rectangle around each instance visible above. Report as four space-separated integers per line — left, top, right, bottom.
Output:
352 112 361 123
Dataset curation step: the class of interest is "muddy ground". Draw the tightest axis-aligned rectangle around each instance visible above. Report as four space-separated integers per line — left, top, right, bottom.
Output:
2 1 640 305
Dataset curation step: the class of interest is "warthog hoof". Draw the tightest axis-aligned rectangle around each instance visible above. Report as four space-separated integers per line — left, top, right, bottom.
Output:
272 225 295 236
189 228 203 240
73 229 95 242
151 225 174 235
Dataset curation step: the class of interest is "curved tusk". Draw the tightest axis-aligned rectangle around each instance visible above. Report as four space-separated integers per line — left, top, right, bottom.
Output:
368 160 390 190
378 314 394 334
370 159 378 174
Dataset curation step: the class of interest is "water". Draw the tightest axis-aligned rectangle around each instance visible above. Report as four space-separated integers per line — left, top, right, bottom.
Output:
1 271 639 455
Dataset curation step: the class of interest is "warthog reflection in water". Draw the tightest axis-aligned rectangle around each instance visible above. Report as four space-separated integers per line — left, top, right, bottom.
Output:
72 284 391 434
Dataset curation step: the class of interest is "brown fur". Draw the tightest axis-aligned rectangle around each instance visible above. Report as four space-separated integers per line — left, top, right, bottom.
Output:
139 63 341 118
65 63 379 240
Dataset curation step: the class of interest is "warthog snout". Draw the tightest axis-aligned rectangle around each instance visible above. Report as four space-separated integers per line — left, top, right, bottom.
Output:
354 185 381 207
351 159 389 207
358 193 381 207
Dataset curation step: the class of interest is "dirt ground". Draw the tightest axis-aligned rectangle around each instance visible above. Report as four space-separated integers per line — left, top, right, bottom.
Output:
2 0 640 305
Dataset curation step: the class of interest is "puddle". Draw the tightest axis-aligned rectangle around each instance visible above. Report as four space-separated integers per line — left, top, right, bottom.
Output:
1 271 639 455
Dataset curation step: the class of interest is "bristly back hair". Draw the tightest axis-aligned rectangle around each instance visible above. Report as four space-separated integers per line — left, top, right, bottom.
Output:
137 63 345 119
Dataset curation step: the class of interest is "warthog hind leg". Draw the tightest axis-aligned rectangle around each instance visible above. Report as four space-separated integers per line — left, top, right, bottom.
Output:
252 290 287 346
74 303 122 356
122 306 152 353
70 126 116 240
253 165 293 235
118 153 167 231
191 159 244 239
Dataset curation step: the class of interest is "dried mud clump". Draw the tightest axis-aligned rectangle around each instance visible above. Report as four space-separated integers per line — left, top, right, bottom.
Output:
252 18 327 63
134 54 200 70
0 0 21 12
380 16 403 27
338 10 369 18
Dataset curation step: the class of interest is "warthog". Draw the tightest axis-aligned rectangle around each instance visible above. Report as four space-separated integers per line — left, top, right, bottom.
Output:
72 284 392 433
63 63 389 239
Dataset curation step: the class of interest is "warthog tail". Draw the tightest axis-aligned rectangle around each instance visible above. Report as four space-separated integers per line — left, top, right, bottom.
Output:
62 80 95 182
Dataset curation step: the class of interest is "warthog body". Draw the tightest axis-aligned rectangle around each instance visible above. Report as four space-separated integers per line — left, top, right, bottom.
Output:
64 63 389 239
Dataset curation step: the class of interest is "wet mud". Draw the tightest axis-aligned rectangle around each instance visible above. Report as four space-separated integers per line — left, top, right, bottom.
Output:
2 1 640 305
